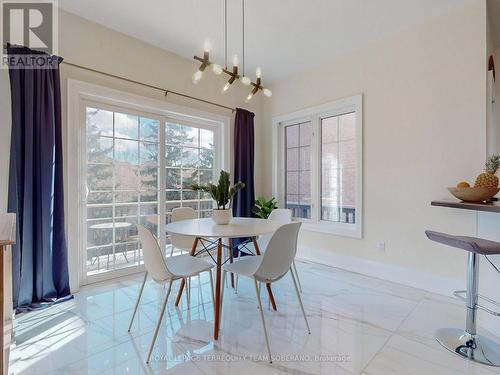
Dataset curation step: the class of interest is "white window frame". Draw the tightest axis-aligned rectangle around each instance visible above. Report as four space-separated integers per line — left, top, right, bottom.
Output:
67 80 229 290
272 94 363 238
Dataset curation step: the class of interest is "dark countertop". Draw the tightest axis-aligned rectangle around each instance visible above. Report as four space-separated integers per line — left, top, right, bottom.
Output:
431 199 500 213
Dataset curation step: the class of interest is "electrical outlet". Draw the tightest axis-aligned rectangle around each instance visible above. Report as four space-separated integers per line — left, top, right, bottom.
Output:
377 241 386 252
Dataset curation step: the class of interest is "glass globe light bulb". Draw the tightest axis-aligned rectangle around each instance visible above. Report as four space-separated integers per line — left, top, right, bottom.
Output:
212 64 223 75
263 88 272 97
240 76 251 86
222 82 231 93
192 70 203 84
256 67 262 79
203 39 212 52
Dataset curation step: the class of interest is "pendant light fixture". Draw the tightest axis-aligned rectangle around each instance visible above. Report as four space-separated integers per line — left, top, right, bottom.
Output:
192 0 272 99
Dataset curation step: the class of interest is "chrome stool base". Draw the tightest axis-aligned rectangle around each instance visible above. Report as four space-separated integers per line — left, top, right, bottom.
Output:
436 328 500 367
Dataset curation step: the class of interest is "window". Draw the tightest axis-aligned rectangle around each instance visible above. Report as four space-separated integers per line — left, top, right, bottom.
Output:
84 104 222 277
321 112 357 224
85 107 160 274
274 95 362 238
284 122 312 219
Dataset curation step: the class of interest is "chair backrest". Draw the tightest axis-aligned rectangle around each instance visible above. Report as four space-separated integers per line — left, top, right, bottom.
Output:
268 208 292 223
137 225 171 282
171 207 197 251
255 222 301 282
258 209 293 250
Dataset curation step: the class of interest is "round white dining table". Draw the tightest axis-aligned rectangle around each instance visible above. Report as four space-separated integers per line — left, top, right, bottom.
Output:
166 217 280 340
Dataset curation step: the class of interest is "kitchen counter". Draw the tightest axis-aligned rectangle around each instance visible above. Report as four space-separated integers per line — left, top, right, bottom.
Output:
431 199 500 213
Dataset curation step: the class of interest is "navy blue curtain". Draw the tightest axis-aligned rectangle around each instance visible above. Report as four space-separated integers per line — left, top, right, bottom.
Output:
232 108 255 255
7 45 72 313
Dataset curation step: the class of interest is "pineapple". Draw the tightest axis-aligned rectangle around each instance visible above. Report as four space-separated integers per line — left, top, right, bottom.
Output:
474 154 500 188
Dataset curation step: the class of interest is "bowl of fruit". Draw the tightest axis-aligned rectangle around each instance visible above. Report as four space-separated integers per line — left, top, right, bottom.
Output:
449 155 500 202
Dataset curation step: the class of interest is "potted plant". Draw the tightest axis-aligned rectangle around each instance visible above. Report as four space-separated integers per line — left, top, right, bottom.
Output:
253 197 278 219
191 170 245 225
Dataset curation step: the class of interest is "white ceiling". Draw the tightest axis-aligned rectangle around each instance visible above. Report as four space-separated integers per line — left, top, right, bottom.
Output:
58 0 467 83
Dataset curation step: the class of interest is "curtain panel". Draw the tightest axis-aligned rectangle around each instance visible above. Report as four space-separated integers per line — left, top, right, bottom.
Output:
7 45 72 312
231 108 256 255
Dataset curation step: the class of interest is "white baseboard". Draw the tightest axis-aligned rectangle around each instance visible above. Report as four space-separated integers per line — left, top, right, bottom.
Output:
296 246 463 297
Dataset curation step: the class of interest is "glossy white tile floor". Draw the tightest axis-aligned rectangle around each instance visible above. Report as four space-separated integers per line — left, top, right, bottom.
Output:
9 260 500 375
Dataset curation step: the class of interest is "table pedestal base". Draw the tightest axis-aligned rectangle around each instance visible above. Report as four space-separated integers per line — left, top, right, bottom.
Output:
174 236 277 340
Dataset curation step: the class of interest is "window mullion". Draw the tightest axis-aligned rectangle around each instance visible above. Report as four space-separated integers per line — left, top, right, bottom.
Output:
278 125 285 208
111 112 116 270
159 119 166 253
136 121 141 265
337 116 342 223
312 115 321 224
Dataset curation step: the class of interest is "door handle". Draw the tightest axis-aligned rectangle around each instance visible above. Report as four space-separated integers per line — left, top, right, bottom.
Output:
84 184 89 202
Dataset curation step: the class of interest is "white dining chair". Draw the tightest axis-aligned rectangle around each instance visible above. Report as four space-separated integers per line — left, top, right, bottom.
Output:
221 222 310 363
128 225 215 364
170 207 198 256
171 207 225 290
235 209 303 293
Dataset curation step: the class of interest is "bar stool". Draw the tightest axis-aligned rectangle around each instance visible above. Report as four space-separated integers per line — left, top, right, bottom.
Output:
425 230 500 366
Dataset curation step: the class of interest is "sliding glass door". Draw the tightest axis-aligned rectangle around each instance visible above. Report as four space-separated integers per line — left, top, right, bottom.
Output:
85 106 160 276
83 102 220 282
165 122 216 247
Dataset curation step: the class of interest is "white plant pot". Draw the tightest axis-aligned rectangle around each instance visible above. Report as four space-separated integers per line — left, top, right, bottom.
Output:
212 209 232 225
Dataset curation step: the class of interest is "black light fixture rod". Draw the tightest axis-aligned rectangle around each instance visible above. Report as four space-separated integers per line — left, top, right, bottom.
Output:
224 0 228 69
242 0 245 75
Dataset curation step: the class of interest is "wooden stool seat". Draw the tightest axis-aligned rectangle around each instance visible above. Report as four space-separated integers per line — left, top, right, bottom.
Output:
425 230 500 255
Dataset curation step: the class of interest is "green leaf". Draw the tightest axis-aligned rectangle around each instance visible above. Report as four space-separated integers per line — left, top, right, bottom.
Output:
252 196 278 219
190 170 245 209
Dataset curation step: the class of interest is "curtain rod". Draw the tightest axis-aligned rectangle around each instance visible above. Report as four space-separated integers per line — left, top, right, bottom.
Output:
3 43 236 112
61 61 236 112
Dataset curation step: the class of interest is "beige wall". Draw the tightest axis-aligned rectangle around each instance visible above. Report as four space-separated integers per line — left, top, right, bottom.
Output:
0 3 491 284
0 9 265 213
497 48 500 132
262 0 487 280
486 4 499 155
487 2 494 58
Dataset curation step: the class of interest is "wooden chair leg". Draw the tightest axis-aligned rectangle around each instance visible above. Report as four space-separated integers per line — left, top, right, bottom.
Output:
214 239 223 339
228 238 235 288
175 237 199 306
252 237 277 311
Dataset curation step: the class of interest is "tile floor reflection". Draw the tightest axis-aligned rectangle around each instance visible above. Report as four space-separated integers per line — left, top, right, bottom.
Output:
9 260 500 374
